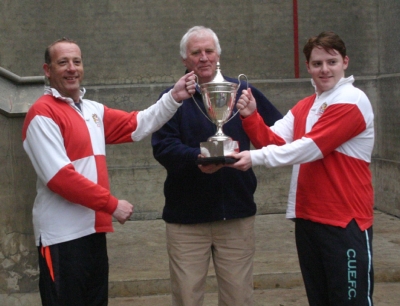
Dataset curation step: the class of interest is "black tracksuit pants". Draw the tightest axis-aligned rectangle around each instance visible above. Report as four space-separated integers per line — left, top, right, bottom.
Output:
295 218 374 306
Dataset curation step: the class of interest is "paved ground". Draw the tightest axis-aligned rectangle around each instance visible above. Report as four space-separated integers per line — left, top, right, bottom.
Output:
108 283 400 305
2 210 400 305
105 210 400 305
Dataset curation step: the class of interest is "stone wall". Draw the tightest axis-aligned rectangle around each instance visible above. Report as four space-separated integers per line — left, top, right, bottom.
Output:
0 0 399 297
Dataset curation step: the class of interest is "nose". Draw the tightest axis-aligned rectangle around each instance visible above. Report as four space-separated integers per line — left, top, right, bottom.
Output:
199 51 208 62
66 61 77 72
321 62 329 72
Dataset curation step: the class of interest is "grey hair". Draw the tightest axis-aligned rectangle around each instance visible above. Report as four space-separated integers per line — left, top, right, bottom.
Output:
179 26 222 59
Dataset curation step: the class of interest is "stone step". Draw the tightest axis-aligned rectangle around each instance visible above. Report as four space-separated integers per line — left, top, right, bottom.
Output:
107 211 400 298
2 211 399 305
107 283 400 306
6 282 400 305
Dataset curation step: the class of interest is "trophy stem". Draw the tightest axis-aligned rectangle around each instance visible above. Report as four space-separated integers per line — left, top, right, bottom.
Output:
207 122 231 142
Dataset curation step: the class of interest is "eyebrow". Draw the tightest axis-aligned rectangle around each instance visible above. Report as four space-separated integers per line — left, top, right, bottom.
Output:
57 57 82 61
310 57 339 63
190 47 215 53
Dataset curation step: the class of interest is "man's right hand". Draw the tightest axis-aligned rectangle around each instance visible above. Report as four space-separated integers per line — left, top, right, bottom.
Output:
171 71 196 102
226 151 253 172
113 200 134 224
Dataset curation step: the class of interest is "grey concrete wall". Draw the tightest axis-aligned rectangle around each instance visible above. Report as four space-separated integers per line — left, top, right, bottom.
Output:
297 0 380 77
372 75 400 217
0 115 38 294
0 74 44 295
0 0 399 298
0 0 386 81
373 1 400 216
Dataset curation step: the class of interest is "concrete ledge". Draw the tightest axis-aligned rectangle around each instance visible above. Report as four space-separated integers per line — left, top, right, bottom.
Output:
0 67 44 117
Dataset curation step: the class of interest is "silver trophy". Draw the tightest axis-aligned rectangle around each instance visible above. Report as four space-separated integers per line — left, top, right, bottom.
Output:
195 62 247 165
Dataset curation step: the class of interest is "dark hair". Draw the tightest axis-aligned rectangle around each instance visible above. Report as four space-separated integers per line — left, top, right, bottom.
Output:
44 37 78 64
303 31 346 62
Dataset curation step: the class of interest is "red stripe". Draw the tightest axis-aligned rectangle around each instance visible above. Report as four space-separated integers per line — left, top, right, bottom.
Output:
293 0 300 78
41 246 55 282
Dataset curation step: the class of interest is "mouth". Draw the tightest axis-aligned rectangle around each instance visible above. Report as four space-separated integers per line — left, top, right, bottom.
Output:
65 76 79 81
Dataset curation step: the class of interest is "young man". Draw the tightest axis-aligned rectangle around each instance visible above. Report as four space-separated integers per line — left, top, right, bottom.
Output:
151 26 282 306
230 31 375 305
22 37 195 305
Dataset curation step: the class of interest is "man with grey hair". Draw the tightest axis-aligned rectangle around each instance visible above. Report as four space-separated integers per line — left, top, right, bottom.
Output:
152 26 282 305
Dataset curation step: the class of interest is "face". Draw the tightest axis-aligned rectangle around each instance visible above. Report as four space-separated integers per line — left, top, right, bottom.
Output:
306 47 349 95
43 42 84 102
182 33 220 84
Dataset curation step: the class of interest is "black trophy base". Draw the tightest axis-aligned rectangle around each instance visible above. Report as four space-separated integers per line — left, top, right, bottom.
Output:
197 139 239 165
195 156 238 166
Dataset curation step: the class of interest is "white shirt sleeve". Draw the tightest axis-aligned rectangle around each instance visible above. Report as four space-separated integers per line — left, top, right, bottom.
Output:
250 137 323 168
131 90 181 141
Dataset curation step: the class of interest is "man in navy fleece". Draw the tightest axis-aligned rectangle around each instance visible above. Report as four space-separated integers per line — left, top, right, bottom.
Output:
151 26 282 306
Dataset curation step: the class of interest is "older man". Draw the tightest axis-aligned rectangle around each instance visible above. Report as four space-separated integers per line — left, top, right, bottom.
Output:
152 26 282 306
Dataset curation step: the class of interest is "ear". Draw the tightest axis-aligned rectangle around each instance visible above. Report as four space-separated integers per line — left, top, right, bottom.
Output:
305 61 311 73
43 63 51 78
343 56 349 70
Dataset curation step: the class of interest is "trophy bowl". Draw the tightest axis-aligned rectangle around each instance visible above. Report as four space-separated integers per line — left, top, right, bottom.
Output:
200 81 238 142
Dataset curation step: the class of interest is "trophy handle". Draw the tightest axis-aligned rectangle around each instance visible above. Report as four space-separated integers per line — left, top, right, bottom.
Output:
238 74 249 90
191 74 214 124
224 74 249 124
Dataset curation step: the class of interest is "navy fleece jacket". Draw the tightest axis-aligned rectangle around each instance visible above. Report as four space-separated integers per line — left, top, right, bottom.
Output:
151 76 283 224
